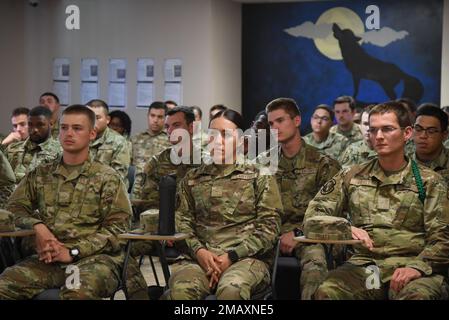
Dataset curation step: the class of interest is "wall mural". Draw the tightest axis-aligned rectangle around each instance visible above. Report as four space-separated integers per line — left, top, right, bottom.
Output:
242 0 443 132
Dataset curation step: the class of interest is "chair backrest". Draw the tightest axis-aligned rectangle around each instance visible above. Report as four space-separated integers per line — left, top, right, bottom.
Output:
127 165 136 194
271 240 301 300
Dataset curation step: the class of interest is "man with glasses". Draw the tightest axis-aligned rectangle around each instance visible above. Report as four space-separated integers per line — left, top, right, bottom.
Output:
305 101 449 300
304 105 349 162
412 104 449 186
330 96 363 145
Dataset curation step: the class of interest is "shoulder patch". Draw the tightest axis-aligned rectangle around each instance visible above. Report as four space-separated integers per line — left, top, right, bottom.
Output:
320 178 336 195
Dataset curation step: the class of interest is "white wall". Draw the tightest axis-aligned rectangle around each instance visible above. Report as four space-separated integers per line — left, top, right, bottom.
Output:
0 0 25 134
1 0 241 135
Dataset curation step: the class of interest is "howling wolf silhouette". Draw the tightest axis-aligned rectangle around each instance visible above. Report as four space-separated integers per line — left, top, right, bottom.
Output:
332 23 423 102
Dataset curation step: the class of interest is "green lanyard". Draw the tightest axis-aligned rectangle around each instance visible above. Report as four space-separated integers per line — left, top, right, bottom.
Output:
411 160 426 204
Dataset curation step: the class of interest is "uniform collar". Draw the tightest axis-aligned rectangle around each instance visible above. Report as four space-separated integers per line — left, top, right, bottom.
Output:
53 155 93 181
370 157 411 185
414 147 449 171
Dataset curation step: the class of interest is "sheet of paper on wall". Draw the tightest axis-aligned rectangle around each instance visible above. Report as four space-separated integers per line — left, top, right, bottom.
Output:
109 82 126 107
109 59 127 83
137 58 154 82
53 58 70 81
53 81 70 106
81 59 99 82
81 82 99 104
137 82 154 107
164 59 182 82
164 82 182 105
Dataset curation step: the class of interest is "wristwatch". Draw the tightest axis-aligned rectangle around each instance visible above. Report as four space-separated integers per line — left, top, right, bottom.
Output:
227 250 239 264
69 247 80 262
293 227 303 237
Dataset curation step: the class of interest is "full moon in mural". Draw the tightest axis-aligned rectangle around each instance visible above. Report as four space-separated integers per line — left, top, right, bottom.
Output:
314 7 365 60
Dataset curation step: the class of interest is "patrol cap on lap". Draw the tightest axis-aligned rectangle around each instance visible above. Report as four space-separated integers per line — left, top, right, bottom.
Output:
140 209 159 234
0 209 15 232
303 216 351 241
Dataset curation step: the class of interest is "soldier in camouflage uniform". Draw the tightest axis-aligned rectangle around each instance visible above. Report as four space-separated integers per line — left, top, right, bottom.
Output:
304 104 349 162
340 105 377 168
1 108 30 148
330 96 363 144
265 98 341 299
306 102 449 300
6 106 61 183
86 100 131 185
168 109 282 300
0 105 147 300
131 107 199 257
412 104 449 186
39 92 61 139
131 101 171 199
0 150 15 208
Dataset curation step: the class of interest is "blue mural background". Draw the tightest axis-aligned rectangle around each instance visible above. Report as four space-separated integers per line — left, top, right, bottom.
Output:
242 0 443 133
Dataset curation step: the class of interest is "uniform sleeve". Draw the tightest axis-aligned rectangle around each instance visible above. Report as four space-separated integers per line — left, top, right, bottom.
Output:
317 156 341 188
132 156 160 211
111 139 131 186
304 169 348 223
233 174 282 260
0 150 15 186
405 177 449 275
70 175 132 258
6 170 42 228
175 174 205 257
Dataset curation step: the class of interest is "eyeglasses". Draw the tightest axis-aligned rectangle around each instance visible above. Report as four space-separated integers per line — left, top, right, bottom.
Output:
312 115 331 122
413 125 441 136
368 126 404 135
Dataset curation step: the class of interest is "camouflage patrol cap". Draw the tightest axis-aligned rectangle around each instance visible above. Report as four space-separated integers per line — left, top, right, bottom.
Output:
303 216 351 241
140 209 159 234
0 209 15 232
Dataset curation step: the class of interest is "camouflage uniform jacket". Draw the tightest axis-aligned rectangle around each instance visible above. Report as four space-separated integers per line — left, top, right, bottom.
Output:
132 147 199 211
51 119 60 139
330 123 363 144
131 130 170 194
176 162 282 262
6 156 131 262
413 147 449 187
6 137 62 182
262 140 341 234
304 158 449 282
303 132 349 162
0 150 15 208
90 127 131 184
340 140 377 169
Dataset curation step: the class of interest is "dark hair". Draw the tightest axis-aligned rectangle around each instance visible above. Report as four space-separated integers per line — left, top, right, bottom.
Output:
165 100 178 107
167 106 195 125
333 96 356 111
148 101 167 114
39 92 60 103
266 98 300 118
210 109 245 131
86 99 109 114
314 104 334 120
416 103 448 132
11 107 30 117
252 110 269 130
62 104 96 129
361 104 376 116
191 106 202 119
442 106 449 114
109 110 132 136
396 97 417 114
29 106 53 120
369 101 412 128
209 104 227 116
